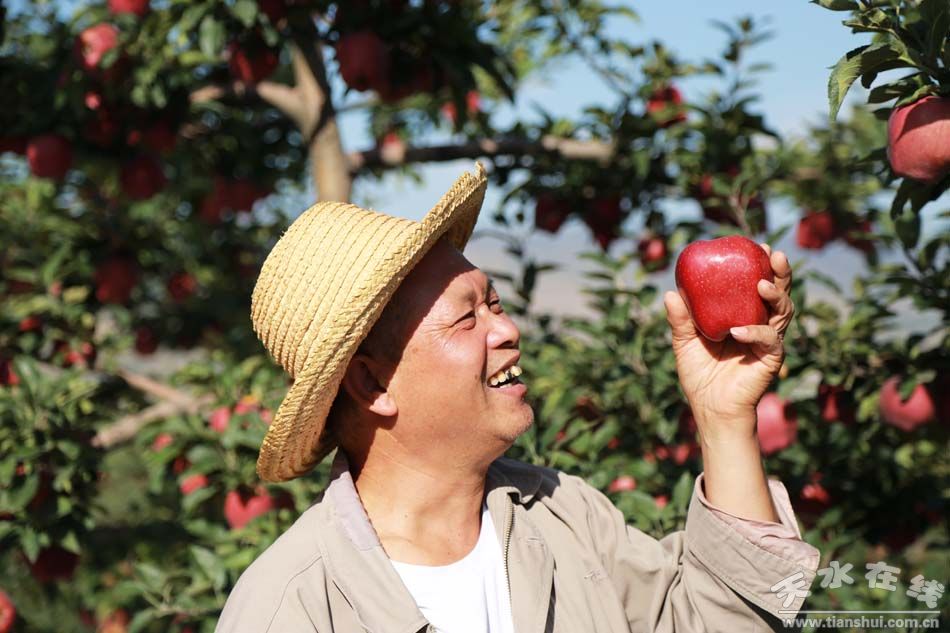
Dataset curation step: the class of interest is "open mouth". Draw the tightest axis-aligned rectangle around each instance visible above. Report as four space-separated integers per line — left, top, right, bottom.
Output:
488 365 523 388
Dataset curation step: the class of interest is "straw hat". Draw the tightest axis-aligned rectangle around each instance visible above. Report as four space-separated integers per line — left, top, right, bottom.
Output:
250 163 488 482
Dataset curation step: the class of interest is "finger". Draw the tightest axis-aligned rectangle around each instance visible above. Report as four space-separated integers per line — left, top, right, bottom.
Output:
729 324 784 356
757 278 794 332
759 242 772 258
664 290 696 341
770 249 792 294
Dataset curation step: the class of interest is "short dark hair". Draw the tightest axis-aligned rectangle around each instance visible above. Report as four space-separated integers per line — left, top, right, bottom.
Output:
325 288 411 435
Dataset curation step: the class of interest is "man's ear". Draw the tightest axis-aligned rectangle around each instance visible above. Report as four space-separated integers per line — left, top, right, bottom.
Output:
338 353 398 417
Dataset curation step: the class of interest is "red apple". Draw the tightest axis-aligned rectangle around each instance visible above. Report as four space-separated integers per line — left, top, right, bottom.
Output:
583 196 623 251
179 473 208 496
27 134 73 180
335 31 389 92
208 406 232 433
817 383 855 424
0 589 15 633
796 211 836 250
534 194 572 234
441 90 481 124
75 23 120 76
151 433 173 451
796 472 832 525
57 341 97 369
879 377 935 431
95 256 140 304
608 475 636 493
606 436 620 450
108 0 149 16
0 359 20 387
224 487 276 529
887 95 950 184
756 392 798 455
674 235 773 341
99 609 129 633
167 272 197 302
654 494 669 509
646 85 687 128
135 326 159 355
379 131 406 164
18 315 41 332
228 41 279 84
120 155 166 200
638 236 669 271
29 546 79 583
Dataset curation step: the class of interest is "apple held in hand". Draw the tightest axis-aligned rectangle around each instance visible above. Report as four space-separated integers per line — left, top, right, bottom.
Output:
674 235 774 341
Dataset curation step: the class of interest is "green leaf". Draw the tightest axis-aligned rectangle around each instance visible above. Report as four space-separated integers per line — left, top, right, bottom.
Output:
232 0 258 27
191 545 227 590
199 16 226 59
827 43 909 121
810 0 859 10
919 0 950 63
894 206 921 249
672 472 693 508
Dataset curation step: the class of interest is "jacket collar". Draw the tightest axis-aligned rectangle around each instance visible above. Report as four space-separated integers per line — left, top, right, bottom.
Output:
317 450 544 633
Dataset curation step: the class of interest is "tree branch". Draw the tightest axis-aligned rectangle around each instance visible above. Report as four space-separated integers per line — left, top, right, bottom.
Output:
347 135 617 172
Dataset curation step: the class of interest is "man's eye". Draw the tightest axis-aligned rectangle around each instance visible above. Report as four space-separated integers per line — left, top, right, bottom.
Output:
490 299 503 312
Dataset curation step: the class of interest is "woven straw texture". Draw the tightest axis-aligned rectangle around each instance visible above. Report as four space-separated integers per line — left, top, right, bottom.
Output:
250 163 488 481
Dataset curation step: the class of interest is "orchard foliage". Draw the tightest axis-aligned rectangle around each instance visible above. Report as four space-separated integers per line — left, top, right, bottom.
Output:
1 0 948 631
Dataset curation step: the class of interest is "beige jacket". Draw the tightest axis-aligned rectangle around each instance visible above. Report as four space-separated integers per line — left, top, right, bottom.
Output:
216 451 819 632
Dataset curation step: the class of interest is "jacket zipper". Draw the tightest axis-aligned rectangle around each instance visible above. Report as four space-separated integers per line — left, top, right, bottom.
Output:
503 495 513 604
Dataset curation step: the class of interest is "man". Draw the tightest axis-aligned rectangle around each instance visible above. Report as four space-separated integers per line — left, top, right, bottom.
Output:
217 164 819 632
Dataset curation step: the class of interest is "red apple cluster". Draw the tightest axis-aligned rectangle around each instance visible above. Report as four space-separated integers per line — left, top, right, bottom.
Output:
795 211 874 253
335 29 444 102
646 85 687 128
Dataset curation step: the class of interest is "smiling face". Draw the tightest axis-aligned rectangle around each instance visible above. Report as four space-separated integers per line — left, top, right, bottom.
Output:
336 236 534 467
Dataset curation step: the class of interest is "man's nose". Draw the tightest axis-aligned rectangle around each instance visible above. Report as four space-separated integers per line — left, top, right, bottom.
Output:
487 310 520 349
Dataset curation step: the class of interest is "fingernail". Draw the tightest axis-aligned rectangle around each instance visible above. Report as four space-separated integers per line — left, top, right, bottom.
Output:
730 327 747 337
760 280 775 291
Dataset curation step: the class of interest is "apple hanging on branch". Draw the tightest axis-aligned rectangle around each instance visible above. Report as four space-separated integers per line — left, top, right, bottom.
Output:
674 235 773 342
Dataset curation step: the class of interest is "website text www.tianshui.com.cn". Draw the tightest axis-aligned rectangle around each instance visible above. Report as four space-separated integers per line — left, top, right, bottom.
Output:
781 613 940 630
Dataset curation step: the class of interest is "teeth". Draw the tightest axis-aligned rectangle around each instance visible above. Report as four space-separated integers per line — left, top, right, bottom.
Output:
489 365 522 386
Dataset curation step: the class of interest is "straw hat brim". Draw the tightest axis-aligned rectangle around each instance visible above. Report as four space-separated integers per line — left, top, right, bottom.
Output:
256 163 488 482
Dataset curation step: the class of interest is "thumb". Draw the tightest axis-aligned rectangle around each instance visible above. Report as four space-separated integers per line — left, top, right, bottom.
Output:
664 290 696 341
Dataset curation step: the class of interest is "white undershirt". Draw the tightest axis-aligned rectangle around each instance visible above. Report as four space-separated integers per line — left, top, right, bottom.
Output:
390 501 516 633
